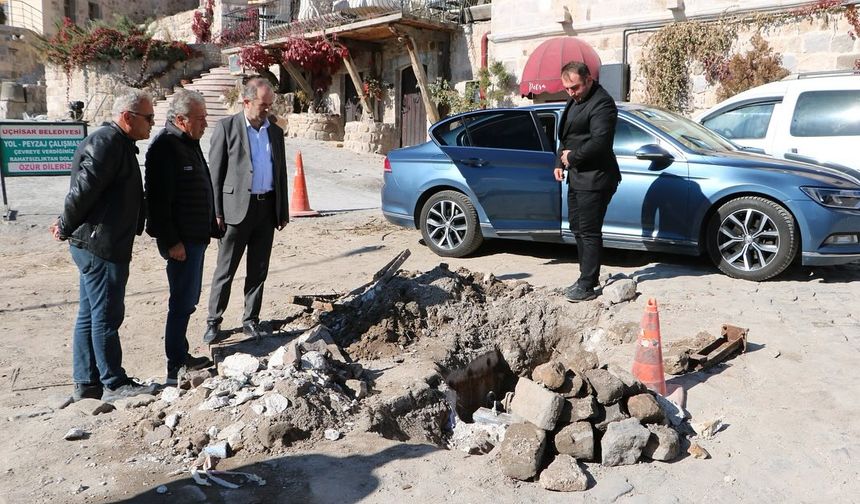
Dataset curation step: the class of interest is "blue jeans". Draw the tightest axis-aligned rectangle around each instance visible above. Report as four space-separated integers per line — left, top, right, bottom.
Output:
70 246 129 389
162 241 207 372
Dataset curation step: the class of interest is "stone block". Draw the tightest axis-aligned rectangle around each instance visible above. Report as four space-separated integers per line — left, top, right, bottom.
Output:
803 32 831 53
601 418 650 466
220 353 260 378
584 368 625 405
593 402 629 432
644 424 680 461
510 377 564 431
554 422 594 460
0 82 25 102
498 422 547 481
602 278 637 304
626 393 665 424
532 361 566 390
558 346 599 376
831 34 856 52
539 454 588 492
607 365 647 395
559 396 598 424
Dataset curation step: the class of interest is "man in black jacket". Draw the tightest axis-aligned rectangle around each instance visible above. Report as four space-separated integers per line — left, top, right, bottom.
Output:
145 90 218 385
50 89 158 402
553 61 621 302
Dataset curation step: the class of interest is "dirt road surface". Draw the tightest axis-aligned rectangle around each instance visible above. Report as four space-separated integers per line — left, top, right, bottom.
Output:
1 136 858 503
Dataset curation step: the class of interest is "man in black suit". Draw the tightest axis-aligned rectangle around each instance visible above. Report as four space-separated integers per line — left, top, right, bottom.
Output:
553 61 621 302
204 77 289 343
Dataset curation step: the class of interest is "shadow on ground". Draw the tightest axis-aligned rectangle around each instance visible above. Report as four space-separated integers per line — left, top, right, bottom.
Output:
111 443 439 504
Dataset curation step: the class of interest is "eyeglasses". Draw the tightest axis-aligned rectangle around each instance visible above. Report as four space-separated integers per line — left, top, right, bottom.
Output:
128 111 155 123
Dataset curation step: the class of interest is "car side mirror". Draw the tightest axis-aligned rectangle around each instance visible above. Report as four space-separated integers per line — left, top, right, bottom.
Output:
634 144 674 161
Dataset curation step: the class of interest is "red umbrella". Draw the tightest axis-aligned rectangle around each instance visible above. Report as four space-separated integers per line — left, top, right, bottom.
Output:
519 37 602 97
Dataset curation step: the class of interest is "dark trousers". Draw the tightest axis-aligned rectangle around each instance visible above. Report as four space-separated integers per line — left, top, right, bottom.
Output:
70 246 129 389
207 195 276 325
162 241 207 372
568 187 616 289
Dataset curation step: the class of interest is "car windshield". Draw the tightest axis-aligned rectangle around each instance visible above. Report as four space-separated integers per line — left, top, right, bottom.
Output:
628 107 737 153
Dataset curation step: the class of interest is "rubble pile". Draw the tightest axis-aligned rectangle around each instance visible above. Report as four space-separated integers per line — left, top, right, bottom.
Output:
118 326 369 465
451 348 698 492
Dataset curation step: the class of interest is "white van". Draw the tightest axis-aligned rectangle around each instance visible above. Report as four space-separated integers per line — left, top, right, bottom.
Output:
696 73 860 172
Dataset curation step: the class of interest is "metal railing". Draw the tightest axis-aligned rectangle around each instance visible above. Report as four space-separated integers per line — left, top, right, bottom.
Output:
4 0 44 34
220 0 479 45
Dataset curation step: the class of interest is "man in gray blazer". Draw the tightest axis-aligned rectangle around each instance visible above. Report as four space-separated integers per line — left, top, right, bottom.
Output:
204 77 289 343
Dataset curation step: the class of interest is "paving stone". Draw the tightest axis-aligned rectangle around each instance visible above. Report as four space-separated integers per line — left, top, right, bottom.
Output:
532 361 566 390
587 474 634 503
539 454 588 492
558 373 586 398
498 422 547 481
559 347 600 376
644 424 680 462
584 368 625 405
626 393 665 424
601 418 650 466
560 396 598 424
510 377 564 431
606 365 648 396
554 421 594 460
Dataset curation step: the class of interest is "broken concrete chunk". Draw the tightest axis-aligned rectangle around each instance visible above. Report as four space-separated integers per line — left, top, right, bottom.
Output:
71 399 115 416
472 407 521 427
509 377 564 431
559 347 600 376
601 418 650 466
160 387 181 404
593 402 630 432
693 418 724 439
539 454 589 492
554 421 594 460
644 424 680 461
498 422 547 481
220 353 260 378
448 420 505 454
654 393 689 427
64 428 88 441
584 368 625 405
531 361 566 390
300 351 328 371
607 365 648 396
344 379 368 400
626 393 665 424
164 413 181 430
558 373 586 398
263 393 291 417
602 278 637 305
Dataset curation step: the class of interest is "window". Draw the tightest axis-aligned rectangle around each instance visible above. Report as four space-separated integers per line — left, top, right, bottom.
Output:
64 0 76 22
613 120 657 157
702 102 777 139
464 111 543 151
536 113 557 152
88 2 100 20
432 111 544 151
791 90 860 137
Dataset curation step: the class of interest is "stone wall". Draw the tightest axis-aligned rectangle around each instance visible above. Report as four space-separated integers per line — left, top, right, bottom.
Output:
343 119 398 155
0 82 46 119
45 54 209 123
0 25 44 83
148 7 199 43
286 113 344 142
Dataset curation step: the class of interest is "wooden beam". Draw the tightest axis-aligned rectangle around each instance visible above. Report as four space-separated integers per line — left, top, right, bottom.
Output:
341 52 375 121
388 24 440 125
283 62 314 96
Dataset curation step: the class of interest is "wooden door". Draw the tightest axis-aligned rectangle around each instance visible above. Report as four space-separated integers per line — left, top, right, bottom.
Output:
400 66 427 147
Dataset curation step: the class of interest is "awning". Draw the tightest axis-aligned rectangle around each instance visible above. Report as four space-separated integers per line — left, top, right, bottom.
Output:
519 37 602 96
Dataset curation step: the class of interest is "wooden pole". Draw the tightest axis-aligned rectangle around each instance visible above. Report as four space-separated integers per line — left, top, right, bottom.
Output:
341 52 375 121
388 25 440 125
282 62 314 96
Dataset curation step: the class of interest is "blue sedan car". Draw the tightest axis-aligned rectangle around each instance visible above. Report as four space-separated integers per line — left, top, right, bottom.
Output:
381 103 860 281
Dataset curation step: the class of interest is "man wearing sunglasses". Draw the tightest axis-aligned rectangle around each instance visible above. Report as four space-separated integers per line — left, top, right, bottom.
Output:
553 61 621 302
50 89 158 402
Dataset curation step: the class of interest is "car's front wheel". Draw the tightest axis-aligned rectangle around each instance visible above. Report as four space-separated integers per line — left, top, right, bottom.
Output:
419 190 484 257
706 196 798 281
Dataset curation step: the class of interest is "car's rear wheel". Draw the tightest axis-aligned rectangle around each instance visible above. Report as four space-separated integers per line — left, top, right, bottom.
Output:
706 196 798 281
419 190 484 257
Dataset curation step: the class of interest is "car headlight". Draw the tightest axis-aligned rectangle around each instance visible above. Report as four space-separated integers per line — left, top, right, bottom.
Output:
800 187 860 209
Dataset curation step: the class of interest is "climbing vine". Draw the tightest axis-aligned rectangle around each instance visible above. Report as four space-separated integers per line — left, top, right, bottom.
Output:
642 0 860 112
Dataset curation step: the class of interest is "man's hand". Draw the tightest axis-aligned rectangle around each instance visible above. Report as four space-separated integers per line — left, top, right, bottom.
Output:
561 149 572 168
216 216 226 233
277 220 287 231
49 219 64 241
168 242 186 261
553 167 565 182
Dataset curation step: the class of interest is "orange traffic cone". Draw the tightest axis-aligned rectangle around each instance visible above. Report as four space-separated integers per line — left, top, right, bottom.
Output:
289 150 319 218
632 297 667 396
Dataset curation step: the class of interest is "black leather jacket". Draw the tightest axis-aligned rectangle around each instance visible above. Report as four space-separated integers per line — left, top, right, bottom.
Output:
58 122 145 263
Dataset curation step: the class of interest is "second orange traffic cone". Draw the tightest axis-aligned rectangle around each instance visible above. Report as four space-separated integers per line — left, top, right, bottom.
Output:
632 297 667 396
289 150 320 218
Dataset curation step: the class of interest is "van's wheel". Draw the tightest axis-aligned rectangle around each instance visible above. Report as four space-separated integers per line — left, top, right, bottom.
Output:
419 190 484 257
706 196 798 281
